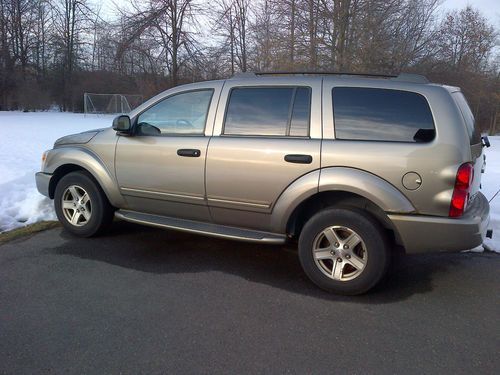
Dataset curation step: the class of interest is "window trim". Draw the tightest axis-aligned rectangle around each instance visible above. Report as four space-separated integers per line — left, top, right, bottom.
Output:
221 85 312 138
331 87 436 144
133 88 215 137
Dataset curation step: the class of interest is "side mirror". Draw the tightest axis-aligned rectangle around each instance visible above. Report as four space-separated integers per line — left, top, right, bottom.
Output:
112 115 132 133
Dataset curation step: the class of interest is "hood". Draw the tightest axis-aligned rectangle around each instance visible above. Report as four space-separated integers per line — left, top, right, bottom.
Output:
54 128 106 147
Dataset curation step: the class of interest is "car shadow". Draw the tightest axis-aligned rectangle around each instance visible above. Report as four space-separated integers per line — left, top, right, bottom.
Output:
51 221 471 304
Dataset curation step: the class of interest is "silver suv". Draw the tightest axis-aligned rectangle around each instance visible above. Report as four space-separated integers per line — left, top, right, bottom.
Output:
36 72 493 294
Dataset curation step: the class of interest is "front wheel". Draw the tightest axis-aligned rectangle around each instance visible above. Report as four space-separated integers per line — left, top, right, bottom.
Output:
298 208 390 295
54 171 114 237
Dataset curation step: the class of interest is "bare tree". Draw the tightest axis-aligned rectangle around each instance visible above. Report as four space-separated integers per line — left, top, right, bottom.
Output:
233 0 249 72
117 0 200 85
437 6 496 73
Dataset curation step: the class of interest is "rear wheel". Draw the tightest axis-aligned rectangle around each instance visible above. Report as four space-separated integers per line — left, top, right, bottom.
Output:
298 208 389 295
54 171 114 237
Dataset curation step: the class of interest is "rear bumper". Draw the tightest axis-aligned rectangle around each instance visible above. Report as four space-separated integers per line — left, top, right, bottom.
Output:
389 192 490 254
35 172 52 198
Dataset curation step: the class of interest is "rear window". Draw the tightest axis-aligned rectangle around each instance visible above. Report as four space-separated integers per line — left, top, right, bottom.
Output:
223 87 311 137
332 87 435 143
453 92 481 144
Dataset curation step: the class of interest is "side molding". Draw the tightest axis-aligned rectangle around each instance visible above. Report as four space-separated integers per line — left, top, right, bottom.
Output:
270 167 415 233
44 146 125 207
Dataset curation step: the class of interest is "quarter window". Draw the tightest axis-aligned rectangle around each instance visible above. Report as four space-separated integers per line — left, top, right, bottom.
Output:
223 87 310 137
137 89 213 135
453 92 481 145
332 87 435 142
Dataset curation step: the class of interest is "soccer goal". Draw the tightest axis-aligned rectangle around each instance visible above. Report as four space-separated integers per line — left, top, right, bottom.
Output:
83 93 144 114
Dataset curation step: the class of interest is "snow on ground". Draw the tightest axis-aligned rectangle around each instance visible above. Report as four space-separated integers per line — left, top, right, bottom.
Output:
0 111 499 252
481 137 500 252
0 112 114 232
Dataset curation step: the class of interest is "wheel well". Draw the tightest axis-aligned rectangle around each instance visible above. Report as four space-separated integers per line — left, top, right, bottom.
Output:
48 164 86 198
286 191 402 249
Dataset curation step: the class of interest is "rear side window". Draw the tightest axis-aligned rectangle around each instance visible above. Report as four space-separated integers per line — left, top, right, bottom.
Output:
332 87 435 143
223 87 310 137
453 92 481 145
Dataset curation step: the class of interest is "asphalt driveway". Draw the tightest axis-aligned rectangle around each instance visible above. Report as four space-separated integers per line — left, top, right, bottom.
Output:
1 222 499 374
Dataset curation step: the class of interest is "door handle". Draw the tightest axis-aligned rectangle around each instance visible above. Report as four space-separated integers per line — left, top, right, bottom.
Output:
177 149 201 157
284 154 313 164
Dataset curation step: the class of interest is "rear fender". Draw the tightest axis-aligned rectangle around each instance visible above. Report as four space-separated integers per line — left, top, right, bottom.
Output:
270 167 415 233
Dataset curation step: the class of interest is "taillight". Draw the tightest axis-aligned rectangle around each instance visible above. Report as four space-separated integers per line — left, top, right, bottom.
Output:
449 163 474 217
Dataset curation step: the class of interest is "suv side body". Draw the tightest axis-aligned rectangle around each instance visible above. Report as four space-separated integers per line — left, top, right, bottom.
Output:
35 73 491 294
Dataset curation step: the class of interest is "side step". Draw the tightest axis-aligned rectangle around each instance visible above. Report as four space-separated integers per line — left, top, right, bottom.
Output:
115 210 286 244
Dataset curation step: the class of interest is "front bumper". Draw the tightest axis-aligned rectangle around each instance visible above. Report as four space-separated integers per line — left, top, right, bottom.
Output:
35 172 52 198
389 192 491 254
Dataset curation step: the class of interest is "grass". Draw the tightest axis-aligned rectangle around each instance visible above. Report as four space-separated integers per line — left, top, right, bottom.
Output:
0 221 60 245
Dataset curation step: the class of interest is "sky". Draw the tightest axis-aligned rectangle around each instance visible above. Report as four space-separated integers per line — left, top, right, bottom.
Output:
98 0 500 26
440 0 500 25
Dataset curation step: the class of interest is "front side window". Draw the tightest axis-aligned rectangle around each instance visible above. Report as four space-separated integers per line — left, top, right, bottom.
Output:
333 87 435 143
137 89 213 135
223 87 310 137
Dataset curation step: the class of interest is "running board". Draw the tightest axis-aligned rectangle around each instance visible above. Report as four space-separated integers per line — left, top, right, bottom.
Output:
115 210 286 244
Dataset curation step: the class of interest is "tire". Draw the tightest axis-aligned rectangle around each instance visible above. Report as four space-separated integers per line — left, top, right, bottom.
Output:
298 208 389 295
54 171 114 237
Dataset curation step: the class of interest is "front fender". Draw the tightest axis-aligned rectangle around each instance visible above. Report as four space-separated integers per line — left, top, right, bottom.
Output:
43 146 125 207
270 167 415 233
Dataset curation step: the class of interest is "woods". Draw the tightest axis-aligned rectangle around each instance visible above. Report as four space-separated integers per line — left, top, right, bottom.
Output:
0 0 498 133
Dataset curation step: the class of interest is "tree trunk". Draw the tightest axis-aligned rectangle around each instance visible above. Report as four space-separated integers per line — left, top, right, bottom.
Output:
290 0 295 66
308 0 317 69
490 109 498 135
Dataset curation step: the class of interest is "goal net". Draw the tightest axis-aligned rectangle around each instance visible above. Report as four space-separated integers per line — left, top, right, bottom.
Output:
84 93 144 114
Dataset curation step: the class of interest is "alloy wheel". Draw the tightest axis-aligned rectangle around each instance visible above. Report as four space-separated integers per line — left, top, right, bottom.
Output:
61 185 92 227
312 226 367 281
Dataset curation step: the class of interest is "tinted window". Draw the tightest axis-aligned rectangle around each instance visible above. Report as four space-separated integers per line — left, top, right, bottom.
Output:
224 87 310 136
290 88 311 137
137 89 213 135
453 92 481 144
333 87 435 142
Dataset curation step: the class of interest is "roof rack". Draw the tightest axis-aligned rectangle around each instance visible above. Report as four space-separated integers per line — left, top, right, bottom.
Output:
231 71 429 83
393 73 429 83
255 71 397 78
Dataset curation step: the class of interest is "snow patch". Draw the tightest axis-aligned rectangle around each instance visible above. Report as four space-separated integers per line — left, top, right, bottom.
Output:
481 136 500 253
0 112 113 232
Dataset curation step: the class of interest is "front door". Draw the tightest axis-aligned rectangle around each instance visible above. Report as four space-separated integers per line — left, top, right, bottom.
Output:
115 86 218 221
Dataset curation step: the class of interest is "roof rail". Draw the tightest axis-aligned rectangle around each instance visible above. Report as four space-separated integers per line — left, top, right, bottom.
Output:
231 72 257 79
391 73 429 83
230 71 430 83
253 71 397 78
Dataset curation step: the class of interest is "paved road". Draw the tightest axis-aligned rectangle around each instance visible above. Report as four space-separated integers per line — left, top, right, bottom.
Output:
0 222 499 374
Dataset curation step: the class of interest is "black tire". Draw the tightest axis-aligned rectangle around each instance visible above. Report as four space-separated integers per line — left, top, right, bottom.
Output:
54 171 114 237
298 208 389 295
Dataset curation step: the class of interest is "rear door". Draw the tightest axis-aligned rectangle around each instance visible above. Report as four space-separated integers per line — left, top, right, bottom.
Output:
205 78 322 231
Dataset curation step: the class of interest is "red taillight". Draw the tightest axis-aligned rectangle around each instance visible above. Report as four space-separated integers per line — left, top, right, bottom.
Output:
449 163 474 217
